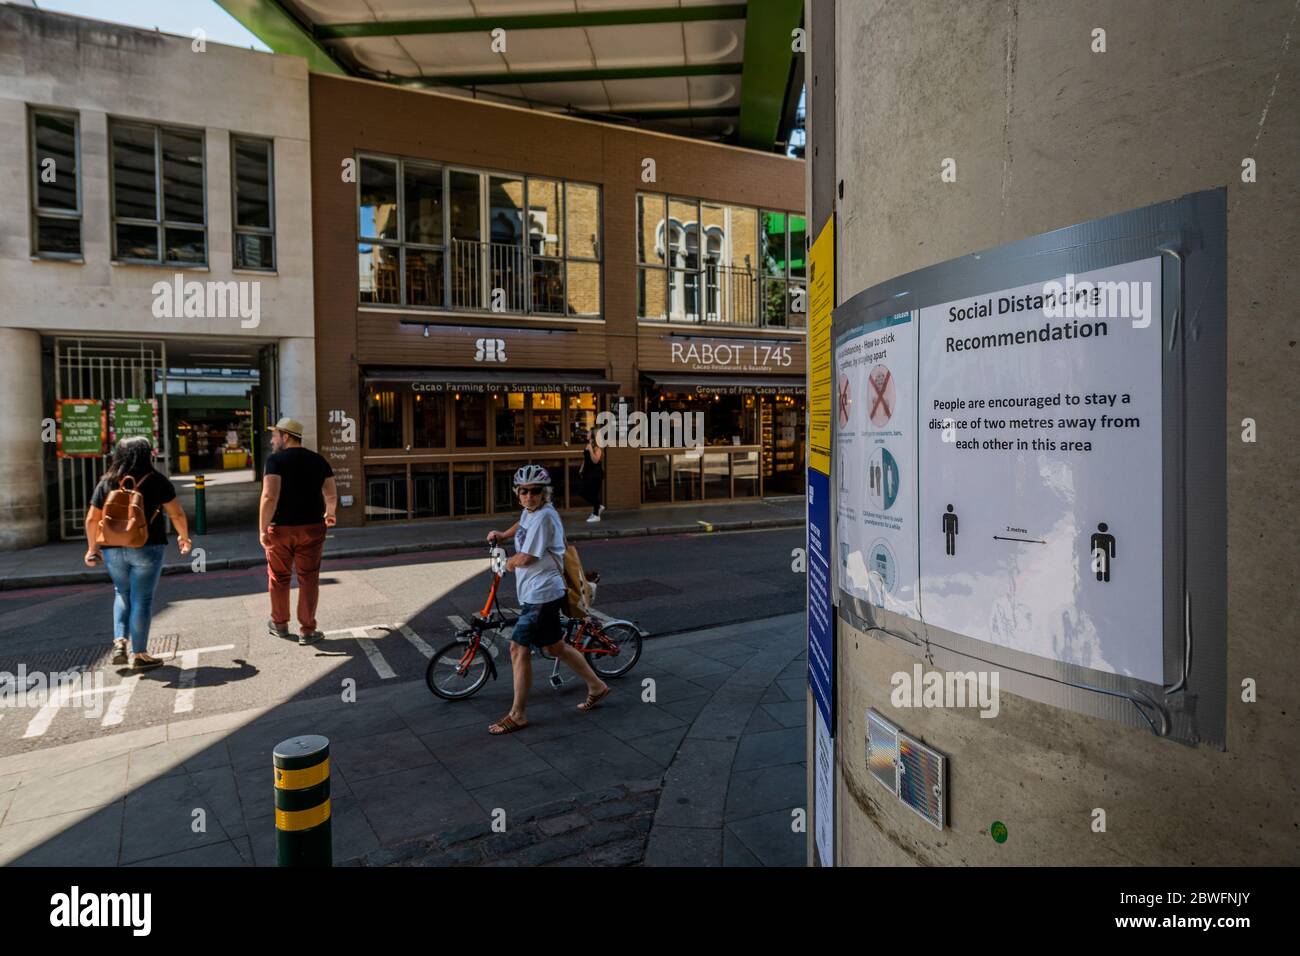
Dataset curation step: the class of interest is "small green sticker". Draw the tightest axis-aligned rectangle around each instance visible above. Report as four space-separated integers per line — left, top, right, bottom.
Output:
991 821 1008 843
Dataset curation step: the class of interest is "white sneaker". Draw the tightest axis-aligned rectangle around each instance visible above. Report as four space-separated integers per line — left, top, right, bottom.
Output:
586 514 601 523
598 505 606 517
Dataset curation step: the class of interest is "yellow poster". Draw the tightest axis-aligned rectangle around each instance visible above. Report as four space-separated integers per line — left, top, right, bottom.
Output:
808 214 834 475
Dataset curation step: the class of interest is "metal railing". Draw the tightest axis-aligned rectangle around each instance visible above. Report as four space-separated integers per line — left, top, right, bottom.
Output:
450 238 528 312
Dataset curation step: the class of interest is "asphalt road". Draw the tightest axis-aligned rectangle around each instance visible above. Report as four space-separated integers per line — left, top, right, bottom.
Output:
0 527 803 757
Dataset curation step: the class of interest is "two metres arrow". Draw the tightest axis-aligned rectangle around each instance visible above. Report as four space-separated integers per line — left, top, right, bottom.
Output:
992 535 1047 544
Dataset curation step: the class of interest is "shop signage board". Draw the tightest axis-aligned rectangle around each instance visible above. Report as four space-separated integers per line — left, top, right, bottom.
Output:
834 256 1163 681
56 399 105 458
109 399 159 448
639 330 807 375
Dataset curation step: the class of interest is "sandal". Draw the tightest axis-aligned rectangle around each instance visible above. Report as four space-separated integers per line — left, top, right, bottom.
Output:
488 715 529 735
578 686 611 711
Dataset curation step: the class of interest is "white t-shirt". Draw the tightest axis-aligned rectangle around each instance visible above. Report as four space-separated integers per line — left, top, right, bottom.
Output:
513 504 566 604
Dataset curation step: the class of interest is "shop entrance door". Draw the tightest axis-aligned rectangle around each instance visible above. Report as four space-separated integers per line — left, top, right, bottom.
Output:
53 337 167 539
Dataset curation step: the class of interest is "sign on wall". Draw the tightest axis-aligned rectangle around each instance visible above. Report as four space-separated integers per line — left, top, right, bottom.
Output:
109 399 159 449
56 399 105 458
835 257 1164 682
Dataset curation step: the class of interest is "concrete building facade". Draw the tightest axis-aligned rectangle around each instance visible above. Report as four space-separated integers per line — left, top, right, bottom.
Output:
0 6 316 548
807 0 1298 865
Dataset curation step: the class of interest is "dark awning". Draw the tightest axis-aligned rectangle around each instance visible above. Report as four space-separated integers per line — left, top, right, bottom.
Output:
643 373 806 396
363 368 620 394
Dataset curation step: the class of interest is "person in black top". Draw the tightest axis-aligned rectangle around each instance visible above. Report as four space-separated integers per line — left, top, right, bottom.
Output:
83 437 191 670
260 417 337 645
578 427 605 523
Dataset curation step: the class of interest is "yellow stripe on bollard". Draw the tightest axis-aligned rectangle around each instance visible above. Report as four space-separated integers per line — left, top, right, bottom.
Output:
274 758 330 791
275 800 331 833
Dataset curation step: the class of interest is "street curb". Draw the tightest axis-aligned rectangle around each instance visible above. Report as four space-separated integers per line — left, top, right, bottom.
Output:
0 517 803 592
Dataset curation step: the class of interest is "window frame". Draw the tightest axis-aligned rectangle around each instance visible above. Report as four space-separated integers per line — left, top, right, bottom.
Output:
230 133 276 272
28 106 83 261
108 117 209 266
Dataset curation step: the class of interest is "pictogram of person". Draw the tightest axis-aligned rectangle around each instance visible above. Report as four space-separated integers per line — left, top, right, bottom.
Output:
942 504 958 556
1090 522 1116 582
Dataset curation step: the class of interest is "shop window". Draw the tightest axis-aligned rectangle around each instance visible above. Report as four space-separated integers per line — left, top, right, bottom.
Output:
672 453 701 502
567 392 597 443
366 466 408 521
30 109 81 258
453 462 487 516
231 135 274 270
704 393 758 446
642 454 671 503
537 459 568 509
454 392 488 447
412 463 450 517
732 451 760 497
493 460 530 513
702 451 730 499
532 393 562 445
412 391 446 447
110 120 206 265
365 387 403 449
495 392 525 447
568 457 596 510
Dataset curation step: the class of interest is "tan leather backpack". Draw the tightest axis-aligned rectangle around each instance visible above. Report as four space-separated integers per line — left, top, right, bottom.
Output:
95 473 160 548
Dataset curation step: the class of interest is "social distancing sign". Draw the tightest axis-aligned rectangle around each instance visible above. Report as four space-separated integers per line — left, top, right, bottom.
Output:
835 256 1164 683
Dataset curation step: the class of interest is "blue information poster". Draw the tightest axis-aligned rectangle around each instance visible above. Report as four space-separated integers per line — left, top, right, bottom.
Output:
808 467 834 730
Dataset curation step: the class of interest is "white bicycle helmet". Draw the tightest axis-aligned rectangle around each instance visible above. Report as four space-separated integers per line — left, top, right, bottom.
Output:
512 464 552 487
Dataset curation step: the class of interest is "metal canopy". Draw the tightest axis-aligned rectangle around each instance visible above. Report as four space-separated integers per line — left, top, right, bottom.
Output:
214 0 803 150
645 373 805 393
363 368 620 393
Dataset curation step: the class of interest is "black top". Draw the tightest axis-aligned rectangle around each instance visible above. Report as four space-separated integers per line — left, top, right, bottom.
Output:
581 443 604 478
90 468 176 547
265 446 333 526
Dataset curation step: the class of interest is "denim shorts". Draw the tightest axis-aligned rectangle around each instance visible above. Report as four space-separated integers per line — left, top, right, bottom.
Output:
510 596 565 649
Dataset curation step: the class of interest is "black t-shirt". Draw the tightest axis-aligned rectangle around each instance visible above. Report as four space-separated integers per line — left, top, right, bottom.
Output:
90 468 177 547
265 446 333 526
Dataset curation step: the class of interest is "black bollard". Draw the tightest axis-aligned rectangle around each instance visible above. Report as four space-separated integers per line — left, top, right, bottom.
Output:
274 734 332 866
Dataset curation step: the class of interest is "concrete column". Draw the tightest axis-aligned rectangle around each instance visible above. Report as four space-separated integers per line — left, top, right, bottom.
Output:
0 328 47 550
278 337 318 450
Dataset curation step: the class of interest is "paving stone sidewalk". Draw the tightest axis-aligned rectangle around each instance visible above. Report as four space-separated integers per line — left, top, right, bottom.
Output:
0 612 806 867
0 497 804 591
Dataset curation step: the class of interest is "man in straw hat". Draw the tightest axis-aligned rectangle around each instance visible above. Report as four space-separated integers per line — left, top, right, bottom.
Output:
260 417 337 646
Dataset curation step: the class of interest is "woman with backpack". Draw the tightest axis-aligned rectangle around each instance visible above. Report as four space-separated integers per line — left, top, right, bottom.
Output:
483 464 609 735
82 437 192 671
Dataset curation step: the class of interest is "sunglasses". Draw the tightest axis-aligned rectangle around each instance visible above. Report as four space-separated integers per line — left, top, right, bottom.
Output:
517 486 544 496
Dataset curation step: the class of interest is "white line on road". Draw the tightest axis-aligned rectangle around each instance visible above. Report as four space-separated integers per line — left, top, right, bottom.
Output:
395 623 434 659
101 675 140 727
352 629 396 679
173 644 236 714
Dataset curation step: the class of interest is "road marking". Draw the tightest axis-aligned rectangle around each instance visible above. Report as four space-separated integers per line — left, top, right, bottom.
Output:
395 623 434 659
173 644 236 714
352 629 396 680
101 674 140 727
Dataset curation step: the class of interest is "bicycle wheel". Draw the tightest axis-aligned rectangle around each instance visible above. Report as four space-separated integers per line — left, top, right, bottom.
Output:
584 622 642 678
426 637 491 700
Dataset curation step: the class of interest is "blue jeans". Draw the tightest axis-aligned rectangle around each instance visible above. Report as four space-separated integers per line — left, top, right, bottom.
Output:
103 545 166 653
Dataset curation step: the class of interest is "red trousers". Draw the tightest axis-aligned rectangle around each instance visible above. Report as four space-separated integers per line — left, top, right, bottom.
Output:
265 523 326 634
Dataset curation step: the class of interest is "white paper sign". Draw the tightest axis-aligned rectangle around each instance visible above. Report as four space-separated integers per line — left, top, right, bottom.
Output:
814 709 834 867
834 311 919 618
916 257 1164 682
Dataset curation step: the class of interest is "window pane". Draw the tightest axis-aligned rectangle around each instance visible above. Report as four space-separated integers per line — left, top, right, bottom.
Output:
703 451 730 499
452 462 487 516
412 392 446 447
732 450 759 496
365 466 408 521
638 267 666 320
761 210 788 276
672 453 701 501
642 453 671 503
404 163 443 245
565 182 599 259
449 170 481 241
489 176 524 246
359 158 398 240
727 205 759 271
111 123 157 221
762 277 787 327
788 283 807 329
565 261 600 316
161 128 204 225
115 223 158 260
788 214 807 277
567 392 596 443
36 216 80 256
526 179 562 257
412 463 449 517
405 248 445 306
637 193 665 264
495 392 525 446
533 392 562 445
537 458 567 508
164 227 206 264
531 258 564 314
667 198 699 270
358 243 400 304
33 113 77 211
233 138 271 229
493 460 529 512
668 269 700 322
365 388 403 448
235 232 274 270
454 392 487 447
